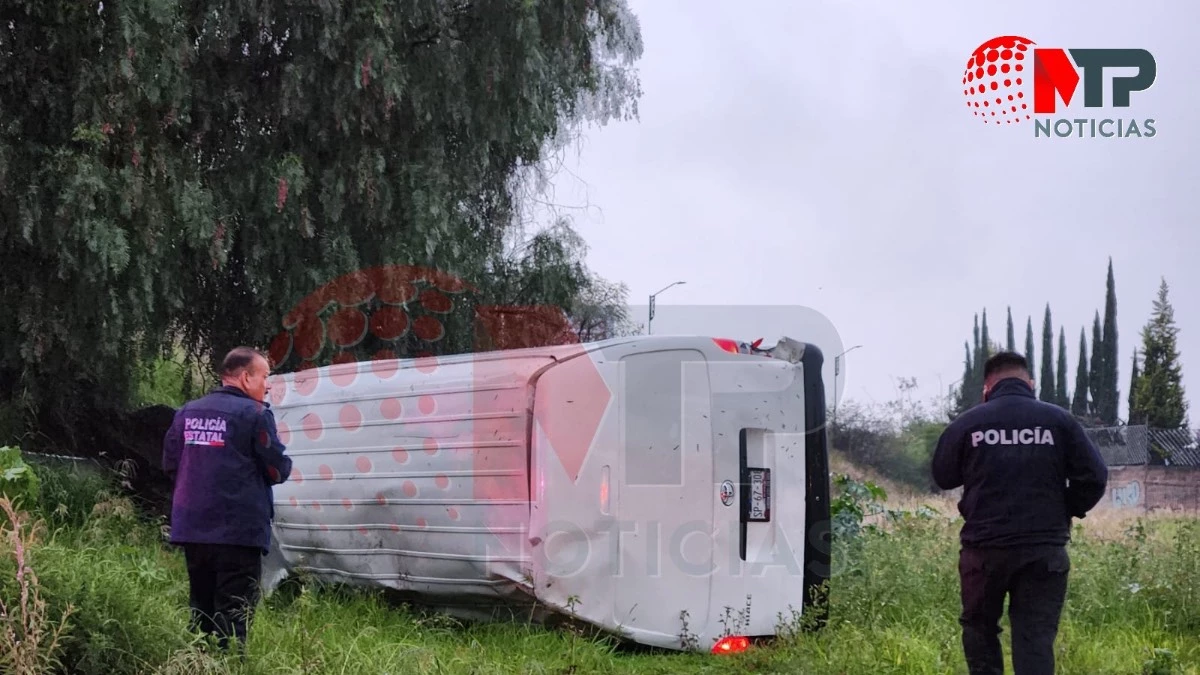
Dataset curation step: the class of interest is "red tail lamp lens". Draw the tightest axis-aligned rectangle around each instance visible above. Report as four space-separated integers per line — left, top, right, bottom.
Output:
712 338 741 354
711 635 750 654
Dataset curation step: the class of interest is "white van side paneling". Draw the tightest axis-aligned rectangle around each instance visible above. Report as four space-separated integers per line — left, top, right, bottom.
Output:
267 352 556 608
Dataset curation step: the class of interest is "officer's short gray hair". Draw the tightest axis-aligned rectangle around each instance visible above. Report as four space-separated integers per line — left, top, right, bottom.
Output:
220 346 268 378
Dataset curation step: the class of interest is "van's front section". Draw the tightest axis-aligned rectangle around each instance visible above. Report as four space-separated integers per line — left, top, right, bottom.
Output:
704 338 830 650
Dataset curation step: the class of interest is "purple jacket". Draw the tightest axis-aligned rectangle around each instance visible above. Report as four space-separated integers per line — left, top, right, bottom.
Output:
162 386 293 552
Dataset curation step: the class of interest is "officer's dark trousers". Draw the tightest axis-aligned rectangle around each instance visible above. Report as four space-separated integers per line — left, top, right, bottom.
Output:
183 543 263 651
958 545 1070 675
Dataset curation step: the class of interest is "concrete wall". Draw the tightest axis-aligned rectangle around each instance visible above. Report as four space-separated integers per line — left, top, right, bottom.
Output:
1093 465 1200 514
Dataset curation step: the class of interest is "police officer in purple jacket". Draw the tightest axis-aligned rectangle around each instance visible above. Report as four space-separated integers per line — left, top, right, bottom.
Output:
933 351 1108 675
162 346 293 651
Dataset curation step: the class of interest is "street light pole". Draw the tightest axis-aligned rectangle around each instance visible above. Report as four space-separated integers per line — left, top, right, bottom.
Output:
832 344 863 428
948 377 963 402
648 281 686 335
946 377 964 418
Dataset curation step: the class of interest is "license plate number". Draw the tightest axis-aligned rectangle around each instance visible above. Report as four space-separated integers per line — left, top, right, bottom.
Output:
744 467 771 522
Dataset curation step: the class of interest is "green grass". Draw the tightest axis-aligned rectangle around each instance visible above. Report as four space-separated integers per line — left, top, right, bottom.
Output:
2 462 1198 674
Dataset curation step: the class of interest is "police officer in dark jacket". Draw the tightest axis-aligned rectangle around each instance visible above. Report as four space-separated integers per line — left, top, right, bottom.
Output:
932 351 1108 675
162 346 293 651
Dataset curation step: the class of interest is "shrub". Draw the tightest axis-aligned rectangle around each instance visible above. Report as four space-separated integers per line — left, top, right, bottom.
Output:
30 459 113 531
0 462 194 675
0 446 40 511
832 399 947 492
128 346 212 410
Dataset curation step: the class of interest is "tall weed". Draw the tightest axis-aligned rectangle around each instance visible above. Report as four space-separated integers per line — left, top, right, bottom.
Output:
0 496 75 675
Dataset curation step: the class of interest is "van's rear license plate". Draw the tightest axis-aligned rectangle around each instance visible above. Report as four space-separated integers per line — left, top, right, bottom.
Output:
744 467 771 522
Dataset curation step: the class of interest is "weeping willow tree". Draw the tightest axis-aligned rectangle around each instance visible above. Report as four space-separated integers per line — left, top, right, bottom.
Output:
0 0 644 445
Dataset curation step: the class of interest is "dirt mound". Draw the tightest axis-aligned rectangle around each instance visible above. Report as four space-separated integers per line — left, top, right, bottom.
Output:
829 449 959 516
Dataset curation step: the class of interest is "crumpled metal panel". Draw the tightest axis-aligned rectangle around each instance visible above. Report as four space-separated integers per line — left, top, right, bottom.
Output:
262 348 570 614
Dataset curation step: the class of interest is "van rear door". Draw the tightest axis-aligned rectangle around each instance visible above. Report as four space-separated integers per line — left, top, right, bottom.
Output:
705 341 823 642
611 347 715 649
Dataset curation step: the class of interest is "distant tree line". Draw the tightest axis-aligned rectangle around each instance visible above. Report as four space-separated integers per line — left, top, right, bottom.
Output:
951 258 1189 431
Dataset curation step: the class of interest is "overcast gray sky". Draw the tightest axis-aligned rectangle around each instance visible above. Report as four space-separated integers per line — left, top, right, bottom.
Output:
542 0 1198 422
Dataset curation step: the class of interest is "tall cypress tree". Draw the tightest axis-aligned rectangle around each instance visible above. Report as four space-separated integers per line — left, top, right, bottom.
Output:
1006 307 1016 353
972 313 982 394
1071 327 1090 417
974 312 984 396
1056 327 1070 408
973 314 980 361
1101 258 1120 423
1089 311 1105 420
953 315 980 415
1039 305 1055 402
960 340 974 401
955 313 987 416
1025 317 1036 380
1131 278 1189 429
980 309 992 364
1128 348 1142 424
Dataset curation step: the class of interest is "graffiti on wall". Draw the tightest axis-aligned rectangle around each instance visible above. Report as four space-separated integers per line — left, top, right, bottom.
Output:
1111 480 1142 508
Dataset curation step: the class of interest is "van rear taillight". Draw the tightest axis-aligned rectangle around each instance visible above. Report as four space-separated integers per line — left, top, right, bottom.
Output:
711 635 750 654
712 338 742 354
713 337 771 356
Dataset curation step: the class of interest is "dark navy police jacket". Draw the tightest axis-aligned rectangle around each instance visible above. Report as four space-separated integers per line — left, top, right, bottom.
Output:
932 377 1109 548
162 385 293 552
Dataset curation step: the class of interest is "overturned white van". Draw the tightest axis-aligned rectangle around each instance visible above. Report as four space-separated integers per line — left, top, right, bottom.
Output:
261 334 832 652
